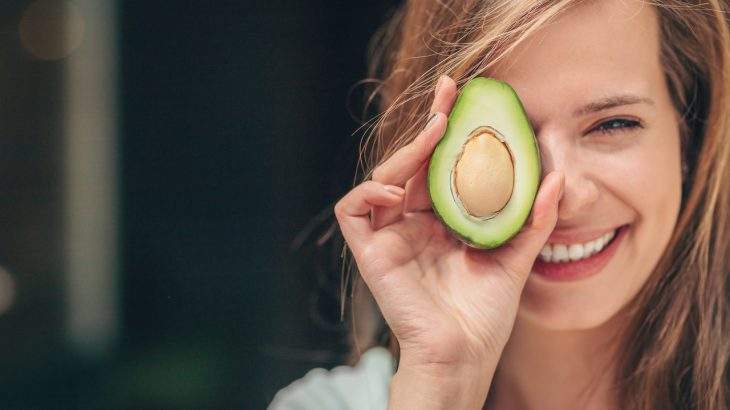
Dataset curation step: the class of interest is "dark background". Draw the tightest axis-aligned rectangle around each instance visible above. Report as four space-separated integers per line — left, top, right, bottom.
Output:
0 1 398 408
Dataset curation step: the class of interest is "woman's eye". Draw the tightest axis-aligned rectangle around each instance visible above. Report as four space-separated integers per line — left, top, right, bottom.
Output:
591 118 642 135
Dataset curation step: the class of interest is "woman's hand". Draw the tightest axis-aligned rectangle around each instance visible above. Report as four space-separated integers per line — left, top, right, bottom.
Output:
334 75 565 409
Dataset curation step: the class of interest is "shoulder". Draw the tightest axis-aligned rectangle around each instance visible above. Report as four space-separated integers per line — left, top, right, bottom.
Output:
268 347 395 410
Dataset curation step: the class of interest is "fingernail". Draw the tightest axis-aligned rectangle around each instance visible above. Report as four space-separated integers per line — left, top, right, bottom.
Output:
558 171 565 198
424 113 439 130
384 185 405 196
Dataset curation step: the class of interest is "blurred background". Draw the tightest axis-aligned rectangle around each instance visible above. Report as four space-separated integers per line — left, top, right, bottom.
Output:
0 0 396 408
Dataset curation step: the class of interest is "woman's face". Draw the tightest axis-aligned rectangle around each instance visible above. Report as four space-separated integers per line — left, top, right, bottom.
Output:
490 0 682 330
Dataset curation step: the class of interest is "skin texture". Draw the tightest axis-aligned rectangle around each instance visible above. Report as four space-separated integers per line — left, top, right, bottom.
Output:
488 0 682 408
336 75 564 410
334 0 681 408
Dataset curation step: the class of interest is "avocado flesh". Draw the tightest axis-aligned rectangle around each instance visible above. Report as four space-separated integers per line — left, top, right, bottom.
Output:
428 77 541 249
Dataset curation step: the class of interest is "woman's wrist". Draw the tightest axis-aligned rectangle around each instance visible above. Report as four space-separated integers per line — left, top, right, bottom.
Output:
388 360 496 409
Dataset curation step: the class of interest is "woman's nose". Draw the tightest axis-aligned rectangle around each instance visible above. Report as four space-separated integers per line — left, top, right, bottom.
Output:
538 135 600 222
556 173 600 221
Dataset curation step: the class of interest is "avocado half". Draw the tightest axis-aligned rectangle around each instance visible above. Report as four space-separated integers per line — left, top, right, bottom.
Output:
427 77 541 249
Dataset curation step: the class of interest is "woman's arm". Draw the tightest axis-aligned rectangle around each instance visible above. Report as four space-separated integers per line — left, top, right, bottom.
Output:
335 75 564 409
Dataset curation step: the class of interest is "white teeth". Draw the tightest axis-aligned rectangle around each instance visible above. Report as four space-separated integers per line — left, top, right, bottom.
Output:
552 244 569 263
538 228 618 263
568 244 584 261
540 246 552 261
594 236 605 251
584 240 596 255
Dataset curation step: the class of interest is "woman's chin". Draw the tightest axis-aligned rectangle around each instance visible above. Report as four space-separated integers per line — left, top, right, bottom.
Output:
515 292 623 331
516 231 637 331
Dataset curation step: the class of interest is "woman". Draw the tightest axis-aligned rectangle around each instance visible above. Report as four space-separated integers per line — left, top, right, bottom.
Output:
271 0 730 408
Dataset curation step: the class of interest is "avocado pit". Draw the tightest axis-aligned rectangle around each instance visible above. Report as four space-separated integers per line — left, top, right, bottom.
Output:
452 127 514 219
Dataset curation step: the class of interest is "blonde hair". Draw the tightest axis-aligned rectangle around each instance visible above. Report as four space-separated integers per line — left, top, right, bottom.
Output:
341 0 730 408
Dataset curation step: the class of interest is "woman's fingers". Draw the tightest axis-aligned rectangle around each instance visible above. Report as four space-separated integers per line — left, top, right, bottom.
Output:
404 162 431 212
372 112 446 186
430 75 458 115
370 75 457 228
371 76 457 188
400 76 458 213
334 181 405 253
495 170 565 283
370 112 446 228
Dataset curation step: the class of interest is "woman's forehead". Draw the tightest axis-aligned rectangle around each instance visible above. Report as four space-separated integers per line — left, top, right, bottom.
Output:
487 0 662 125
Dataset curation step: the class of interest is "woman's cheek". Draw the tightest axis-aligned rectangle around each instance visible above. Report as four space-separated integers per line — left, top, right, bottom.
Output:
596 125 680 214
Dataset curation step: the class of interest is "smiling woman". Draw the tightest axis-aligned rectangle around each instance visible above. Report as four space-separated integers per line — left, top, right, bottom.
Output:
270 1 730 409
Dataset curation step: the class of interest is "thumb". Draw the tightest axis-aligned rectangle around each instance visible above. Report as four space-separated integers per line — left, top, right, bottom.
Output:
498 170 565 270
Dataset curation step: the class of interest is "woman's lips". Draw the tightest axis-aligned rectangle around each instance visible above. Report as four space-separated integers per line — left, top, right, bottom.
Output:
531 225 629 282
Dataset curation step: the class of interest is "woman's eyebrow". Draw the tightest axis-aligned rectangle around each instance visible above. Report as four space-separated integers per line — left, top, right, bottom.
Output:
573 94 655 117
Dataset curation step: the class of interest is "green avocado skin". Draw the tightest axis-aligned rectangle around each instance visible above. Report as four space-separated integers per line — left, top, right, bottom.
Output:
427 77 541 249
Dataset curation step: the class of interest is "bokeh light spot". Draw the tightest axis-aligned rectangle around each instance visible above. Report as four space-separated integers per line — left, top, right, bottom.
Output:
19 0 85 60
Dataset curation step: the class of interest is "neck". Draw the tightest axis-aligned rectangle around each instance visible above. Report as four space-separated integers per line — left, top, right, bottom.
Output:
486 311 628 410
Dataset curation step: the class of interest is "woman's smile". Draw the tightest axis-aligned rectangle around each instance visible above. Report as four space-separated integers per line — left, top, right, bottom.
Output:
532 224 631 281
272 0 730 407
488 0 683 331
